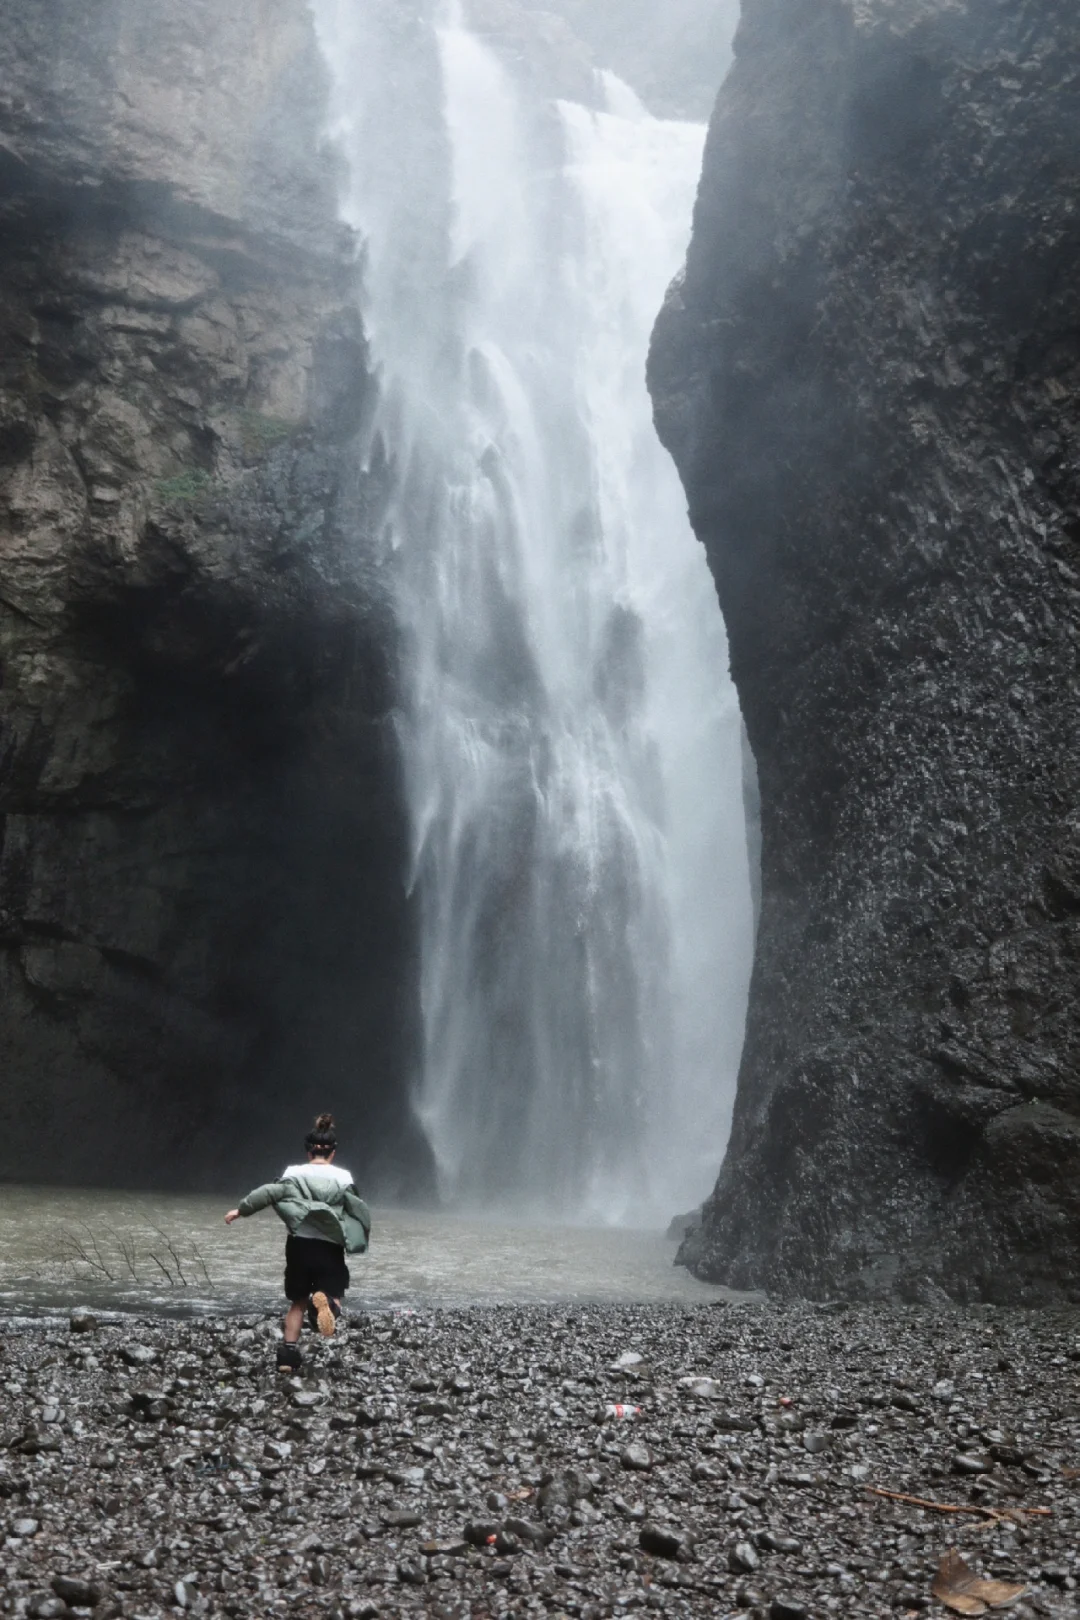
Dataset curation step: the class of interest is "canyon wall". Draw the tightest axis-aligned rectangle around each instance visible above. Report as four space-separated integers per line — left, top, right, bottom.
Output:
651 0 1080 1301
0 0 429 1193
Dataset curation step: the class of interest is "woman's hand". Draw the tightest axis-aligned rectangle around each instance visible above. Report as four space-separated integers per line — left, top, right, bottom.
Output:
224 1209 240 1225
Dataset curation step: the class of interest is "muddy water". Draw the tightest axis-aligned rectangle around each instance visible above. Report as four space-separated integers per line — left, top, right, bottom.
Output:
0 1186 749 1319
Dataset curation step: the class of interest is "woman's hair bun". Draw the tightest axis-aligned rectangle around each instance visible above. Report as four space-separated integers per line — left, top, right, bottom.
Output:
305 1112 337 1153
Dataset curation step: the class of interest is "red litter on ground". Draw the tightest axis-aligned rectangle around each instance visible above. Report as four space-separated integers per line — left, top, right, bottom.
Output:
604 1404 642 1420
778 1396 794 1408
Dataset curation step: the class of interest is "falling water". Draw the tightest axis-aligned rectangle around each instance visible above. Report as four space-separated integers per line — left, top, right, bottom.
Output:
312 0 753 1224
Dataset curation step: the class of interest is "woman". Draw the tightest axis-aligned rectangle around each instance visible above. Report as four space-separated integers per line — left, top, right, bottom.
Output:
225 1113 371 1370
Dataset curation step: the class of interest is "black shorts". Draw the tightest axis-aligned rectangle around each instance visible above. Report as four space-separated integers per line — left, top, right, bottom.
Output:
284 1235 349 1303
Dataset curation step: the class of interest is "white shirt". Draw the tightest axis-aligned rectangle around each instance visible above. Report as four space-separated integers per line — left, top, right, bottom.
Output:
282 1162 354 1185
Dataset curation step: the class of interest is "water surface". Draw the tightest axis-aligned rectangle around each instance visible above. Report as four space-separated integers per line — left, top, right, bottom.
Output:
0 1186 747 1320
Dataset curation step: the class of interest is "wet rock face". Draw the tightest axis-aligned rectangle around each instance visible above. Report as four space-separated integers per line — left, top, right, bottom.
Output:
0 0 339 252
0 0 429 1193
649 0 1080 1301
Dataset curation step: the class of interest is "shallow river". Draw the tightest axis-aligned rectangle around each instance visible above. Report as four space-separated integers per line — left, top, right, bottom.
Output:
0 1186 750 1320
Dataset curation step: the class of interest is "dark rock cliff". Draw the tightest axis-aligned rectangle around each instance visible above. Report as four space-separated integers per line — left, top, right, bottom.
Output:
651 0 1080 1302
0 0 429 1194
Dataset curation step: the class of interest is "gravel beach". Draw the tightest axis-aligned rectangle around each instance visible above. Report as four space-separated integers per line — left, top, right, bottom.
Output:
2 1302 1078 1620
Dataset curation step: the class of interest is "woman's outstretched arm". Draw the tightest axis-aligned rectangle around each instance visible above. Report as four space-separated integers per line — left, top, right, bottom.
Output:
223 1180 290 1224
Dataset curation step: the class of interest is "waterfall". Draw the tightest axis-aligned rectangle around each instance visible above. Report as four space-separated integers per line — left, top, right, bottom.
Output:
312 0 753 1225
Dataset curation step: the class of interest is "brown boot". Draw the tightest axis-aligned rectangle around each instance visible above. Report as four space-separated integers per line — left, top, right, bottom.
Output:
311 1292 336 1338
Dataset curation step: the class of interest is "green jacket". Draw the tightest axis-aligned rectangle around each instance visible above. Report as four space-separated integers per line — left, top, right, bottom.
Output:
238 1170 372 1255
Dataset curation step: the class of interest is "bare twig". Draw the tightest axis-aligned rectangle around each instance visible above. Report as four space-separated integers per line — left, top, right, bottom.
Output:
110 1230 140 1282
79 1221 114 1280
867 1486 1052 1521
51 1220 212 1294
59 1226 114 1281
190 1243 214 1291
152 1227 189 1287
147 1250 177 1287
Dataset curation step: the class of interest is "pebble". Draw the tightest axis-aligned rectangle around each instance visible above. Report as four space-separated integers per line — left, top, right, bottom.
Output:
614 1351 645 1369
769 1599 808 1620
713 1410 756 1431
992 1441 1026 1466
1041 1566 1070 1587
119 1344 158 1366
397 1555 428 1584
620 1442 653 1471
290 1388 324 1408
639 1522 689 1559
26 1598 67 1619
757 1532 803 1554
953 1451 994 1474
50 1576 100 1605
679 1375 724 1398
729 1540 760 1573
0 1303 1077 1620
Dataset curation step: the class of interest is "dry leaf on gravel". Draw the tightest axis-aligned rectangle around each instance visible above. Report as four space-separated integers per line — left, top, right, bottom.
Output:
931 1548 1026 1615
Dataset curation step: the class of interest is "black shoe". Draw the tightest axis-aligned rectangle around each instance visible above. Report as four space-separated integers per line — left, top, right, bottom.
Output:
276 1342 302 1371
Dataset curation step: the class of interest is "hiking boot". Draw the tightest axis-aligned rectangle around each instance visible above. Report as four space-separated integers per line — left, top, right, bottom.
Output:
276 1341 302 1372
311 1292 337 1338
305 1300 338 1332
